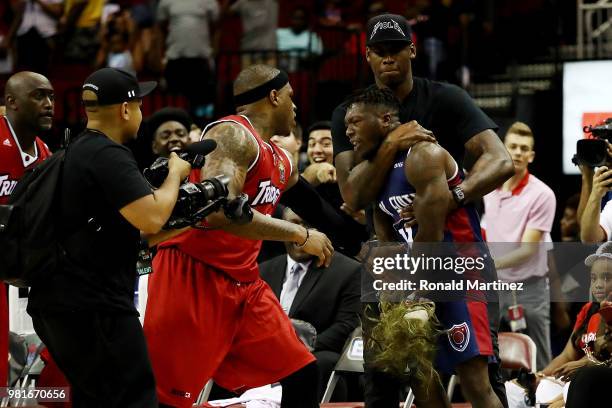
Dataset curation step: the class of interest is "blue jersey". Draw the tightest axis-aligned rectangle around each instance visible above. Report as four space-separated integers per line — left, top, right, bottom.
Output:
377 149 495 302
378 149 484 244
378 149 498 371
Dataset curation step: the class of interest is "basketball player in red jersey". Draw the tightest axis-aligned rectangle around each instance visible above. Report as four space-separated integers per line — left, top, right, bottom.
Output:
0 72 54 387
144 65 334 408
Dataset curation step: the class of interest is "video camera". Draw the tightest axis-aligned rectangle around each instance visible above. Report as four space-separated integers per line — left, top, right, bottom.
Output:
143 140 253 229
573 118 612 167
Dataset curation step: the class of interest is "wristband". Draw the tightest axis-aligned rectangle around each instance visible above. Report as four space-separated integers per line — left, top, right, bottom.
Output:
296 228 310 247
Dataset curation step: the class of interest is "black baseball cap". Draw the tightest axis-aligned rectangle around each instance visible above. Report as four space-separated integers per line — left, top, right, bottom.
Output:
366 14 413 47
82 68 157 106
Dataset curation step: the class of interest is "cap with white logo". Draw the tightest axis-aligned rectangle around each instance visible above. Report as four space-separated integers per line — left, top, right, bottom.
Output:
82 68 157 106
366 14 413 47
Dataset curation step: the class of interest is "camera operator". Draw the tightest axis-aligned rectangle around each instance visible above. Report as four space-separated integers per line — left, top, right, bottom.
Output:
26 67 191 408
578 120 612 243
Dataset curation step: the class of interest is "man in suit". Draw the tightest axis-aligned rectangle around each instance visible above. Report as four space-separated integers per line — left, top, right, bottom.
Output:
260 207 361 400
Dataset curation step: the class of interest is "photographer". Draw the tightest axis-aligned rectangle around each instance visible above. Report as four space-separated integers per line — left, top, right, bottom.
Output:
578 120 612 243
27 68 191 408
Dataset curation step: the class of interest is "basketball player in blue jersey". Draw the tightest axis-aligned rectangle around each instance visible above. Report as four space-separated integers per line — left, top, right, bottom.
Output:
345 87 504 408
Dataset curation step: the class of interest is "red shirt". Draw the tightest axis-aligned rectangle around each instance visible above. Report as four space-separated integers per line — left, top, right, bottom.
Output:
573 302 603 352
160 115 293 282
0 116 52 204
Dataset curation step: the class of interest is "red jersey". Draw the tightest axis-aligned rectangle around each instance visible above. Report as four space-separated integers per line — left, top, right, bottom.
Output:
0 116 52 204
159 115 293 282
0 115 51 388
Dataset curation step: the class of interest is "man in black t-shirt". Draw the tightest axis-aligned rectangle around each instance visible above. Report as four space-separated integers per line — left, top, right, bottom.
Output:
27 68 192 408
331 14 514 408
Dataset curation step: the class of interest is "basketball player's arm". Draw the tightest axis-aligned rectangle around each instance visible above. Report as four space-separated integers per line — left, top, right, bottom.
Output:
406 143 451 243
373 206 397 243
198 124 310 246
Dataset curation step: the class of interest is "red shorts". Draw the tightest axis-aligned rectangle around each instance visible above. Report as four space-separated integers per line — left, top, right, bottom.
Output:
144 247 315 408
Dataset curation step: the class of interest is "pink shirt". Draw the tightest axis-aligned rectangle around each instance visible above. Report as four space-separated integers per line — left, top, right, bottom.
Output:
482 172 556 282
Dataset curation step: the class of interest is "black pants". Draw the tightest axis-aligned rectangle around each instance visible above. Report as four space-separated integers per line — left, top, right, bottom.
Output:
362 302 508 407
30 310 158 408
279 361 319 407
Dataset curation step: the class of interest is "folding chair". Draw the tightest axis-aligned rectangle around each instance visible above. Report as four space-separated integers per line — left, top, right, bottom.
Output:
447 331 538 400
3 333 45 407
321 326 415 408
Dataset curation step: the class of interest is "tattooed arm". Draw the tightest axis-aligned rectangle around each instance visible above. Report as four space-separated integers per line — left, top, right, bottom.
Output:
202 123 334 266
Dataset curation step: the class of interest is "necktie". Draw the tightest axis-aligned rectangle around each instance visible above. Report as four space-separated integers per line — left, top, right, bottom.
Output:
280 263 302 313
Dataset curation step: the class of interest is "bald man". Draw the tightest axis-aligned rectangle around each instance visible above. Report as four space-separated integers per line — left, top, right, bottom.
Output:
1 71 54 388
144 65 334 408
26 68 191 408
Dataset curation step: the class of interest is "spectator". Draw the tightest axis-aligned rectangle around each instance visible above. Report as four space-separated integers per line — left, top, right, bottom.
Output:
156 0 219 121
483 121 557 370
579 142 612 243
60 0 104 62
147 106 192 158
505 241 612 408
222 0 279 68
260 208 361 401
305 121 333 166
405 0 453 80
96 10 137 74
577 143 612 242
276 6 323 72
302 121 341 206
3 0 63 75
318 0 344 27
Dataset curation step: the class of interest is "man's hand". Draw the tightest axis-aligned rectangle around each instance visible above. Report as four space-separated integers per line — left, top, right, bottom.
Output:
386 120 436 151
399 189 456 227
553 359 588 382
299 229 334 267
167 152 191 180
302 162 337 186
590 166 612 200
340 203 366 224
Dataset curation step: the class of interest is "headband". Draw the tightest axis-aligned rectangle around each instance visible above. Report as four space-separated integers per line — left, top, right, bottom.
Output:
233 71 289 107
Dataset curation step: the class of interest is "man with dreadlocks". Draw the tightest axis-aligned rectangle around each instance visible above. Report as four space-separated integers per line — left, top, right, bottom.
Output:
345 86 504 408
